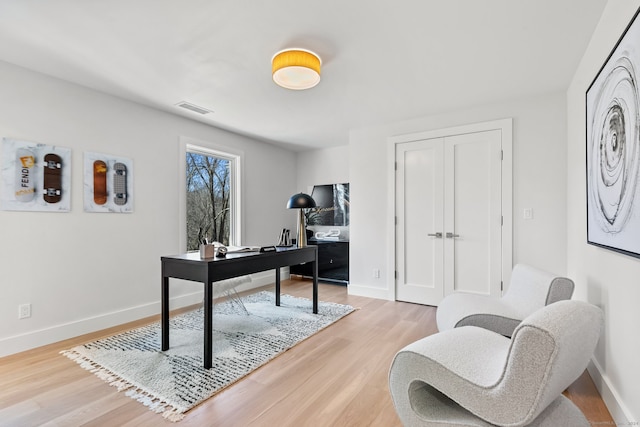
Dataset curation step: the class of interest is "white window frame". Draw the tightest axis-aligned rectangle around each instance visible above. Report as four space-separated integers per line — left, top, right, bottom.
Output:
179 136 243 251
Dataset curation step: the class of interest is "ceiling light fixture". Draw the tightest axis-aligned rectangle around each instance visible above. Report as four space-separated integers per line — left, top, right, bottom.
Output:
272 48 321 90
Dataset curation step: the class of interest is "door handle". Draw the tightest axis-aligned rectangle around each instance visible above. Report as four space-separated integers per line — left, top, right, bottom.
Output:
446 232 460 238
427 232 443 238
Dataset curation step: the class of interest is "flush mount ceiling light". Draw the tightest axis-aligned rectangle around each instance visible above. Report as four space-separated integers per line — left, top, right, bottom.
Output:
272 48 321 90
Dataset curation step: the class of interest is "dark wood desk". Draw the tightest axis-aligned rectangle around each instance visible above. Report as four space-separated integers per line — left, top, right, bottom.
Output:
161 246 318 369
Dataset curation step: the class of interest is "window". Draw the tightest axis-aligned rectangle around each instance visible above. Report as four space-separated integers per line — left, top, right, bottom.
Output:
182 141 241 251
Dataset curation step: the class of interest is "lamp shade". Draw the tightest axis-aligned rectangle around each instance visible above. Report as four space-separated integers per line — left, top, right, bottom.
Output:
272 49 321 90
287 193 316 209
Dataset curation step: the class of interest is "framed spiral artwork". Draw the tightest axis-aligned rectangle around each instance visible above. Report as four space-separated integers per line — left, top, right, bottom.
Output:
587 6 640 258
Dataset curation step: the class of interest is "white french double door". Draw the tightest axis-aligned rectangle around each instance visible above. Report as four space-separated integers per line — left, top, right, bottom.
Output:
395 129 504 306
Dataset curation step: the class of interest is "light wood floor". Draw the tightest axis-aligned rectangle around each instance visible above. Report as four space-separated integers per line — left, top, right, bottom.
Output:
0 280 613 426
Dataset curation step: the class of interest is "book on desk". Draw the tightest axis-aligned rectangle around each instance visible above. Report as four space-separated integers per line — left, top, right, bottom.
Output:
225 245 277 253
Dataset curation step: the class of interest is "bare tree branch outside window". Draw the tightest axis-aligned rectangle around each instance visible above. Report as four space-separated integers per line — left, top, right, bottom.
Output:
186 152 231 250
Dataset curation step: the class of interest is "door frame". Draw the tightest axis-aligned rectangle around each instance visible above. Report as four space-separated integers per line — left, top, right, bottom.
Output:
386 118 513 302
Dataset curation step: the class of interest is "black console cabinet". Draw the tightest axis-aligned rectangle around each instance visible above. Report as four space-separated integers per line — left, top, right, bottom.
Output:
290 240 349 285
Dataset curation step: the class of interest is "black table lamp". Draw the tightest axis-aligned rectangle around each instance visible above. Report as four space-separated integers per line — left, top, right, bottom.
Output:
287 193 316 247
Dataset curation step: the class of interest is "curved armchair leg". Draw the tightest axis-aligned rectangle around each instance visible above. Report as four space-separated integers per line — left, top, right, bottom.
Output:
391 368 589 427
389 342 591 427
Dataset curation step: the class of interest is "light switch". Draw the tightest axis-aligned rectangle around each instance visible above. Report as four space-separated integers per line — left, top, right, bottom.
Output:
524 208 533 220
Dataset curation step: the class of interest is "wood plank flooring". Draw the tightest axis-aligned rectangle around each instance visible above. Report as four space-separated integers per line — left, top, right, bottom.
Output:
0 279 613 426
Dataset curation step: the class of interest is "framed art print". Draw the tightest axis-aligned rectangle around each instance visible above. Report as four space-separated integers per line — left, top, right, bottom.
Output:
1 137 71 212
586 6 640 258
83 152 134 213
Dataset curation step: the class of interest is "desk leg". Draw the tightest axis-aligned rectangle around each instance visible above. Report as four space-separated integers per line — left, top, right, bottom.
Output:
204 280 213 369
312 259 318 314
161 275 169 351
275 267 281 307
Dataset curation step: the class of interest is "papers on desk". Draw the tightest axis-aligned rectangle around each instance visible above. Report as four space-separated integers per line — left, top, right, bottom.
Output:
226 246 261 253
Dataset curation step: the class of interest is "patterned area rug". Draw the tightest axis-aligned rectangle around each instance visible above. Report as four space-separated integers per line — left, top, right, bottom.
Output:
62 291 355 421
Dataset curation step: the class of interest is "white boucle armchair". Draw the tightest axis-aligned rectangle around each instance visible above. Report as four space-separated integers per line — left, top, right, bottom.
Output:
389 300 603 427
436 264 575 337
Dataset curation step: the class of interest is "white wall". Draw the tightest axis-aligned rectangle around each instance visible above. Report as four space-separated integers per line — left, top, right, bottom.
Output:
0 60 297 357
295 145 349 193
567 0 640 422
293 146 350 245
348 92 569 299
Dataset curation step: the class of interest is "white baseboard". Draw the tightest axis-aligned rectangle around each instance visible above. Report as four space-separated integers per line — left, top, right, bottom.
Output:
0 269 287 358
347 283 393 300
588 358 636 424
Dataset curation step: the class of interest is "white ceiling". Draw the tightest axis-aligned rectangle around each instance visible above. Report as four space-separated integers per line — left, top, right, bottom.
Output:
0 0 607 151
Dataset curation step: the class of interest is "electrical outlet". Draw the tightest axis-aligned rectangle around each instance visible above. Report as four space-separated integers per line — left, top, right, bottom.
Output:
18 303 31 319
373 269 381 279
523 208 533 220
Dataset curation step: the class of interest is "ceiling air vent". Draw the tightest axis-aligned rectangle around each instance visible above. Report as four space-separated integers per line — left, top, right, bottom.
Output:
175 101 212 115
